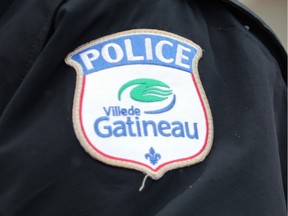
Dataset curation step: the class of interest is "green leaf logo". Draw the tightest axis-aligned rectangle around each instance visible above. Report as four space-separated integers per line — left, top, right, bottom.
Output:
118 78 173 102
118 78 176 114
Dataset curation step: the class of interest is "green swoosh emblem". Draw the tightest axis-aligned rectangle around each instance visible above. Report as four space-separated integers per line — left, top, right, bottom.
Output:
118 78 173 102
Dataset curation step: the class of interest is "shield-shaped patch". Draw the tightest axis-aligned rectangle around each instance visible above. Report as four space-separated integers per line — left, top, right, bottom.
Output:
65 29 213 179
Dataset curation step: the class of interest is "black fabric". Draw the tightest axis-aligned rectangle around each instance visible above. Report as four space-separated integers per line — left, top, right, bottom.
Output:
223 0 287 83
0 0 15 19
0 0 286 215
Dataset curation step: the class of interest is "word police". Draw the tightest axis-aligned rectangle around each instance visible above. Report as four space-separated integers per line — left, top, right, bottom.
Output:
78 35 195 73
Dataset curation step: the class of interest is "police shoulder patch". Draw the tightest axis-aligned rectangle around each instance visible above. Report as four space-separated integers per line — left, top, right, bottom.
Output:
65 29 213 179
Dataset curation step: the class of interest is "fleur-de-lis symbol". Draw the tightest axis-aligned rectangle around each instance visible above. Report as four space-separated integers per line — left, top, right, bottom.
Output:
145 147 161 165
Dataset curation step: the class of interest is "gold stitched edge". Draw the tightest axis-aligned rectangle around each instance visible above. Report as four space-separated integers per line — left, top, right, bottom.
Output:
65 29 214 180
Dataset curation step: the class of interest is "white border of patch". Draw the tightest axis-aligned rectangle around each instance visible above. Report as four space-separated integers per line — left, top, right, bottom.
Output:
65 29 214 179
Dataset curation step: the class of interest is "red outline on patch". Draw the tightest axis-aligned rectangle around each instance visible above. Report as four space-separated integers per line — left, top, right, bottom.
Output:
79 74 210 173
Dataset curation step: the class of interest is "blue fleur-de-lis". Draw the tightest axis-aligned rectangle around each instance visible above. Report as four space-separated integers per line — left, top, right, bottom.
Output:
145 147 161 165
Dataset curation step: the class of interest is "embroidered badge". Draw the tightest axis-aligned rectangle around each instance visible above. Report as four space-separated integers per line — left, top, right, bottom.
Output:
65 29 213 179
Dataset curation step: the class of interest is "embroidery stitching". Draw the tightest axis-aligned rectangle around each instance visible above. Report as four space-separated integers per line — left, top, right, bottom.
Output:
65 29 214 179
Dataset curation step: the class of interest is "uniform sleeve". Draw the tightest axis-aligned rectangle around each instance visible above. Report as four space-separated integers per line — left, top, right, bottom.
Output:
0 0 64 116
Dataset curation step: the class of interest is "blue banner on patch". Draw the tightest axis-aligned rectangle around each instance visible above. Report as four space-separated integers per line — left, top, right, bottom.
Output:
71 34 198 75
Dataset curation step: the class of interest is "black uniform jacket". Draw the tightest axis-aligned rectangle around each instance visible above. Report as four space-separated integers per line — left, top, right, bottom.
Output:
0 0 286 215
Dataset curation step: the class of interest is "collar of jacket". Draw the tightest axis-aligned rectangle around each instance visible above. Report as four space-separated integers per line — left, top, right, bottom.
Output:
222 0 287 83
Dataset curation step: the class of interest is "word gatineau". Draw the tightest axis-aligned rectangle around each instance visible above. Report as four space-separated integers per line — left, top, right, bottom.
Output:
94 106 199 139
